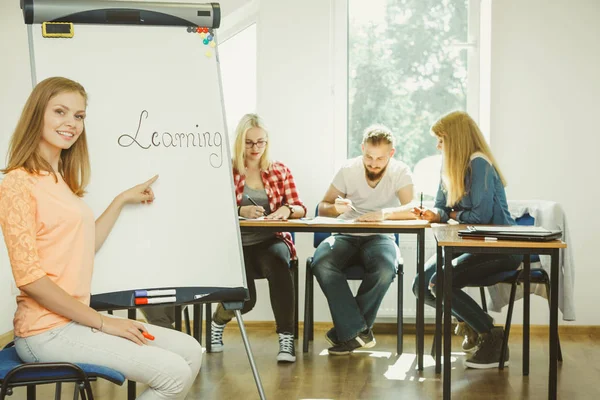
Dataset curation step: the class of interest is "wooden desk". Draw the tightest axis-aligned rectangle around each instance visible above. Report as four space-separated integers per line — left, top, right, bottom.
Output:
239 219 430 369
432 225 566 400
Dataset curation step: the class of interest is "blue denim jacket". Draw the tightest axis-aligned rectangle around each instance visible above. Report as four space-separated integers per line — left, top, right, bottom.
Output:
435 156 515 225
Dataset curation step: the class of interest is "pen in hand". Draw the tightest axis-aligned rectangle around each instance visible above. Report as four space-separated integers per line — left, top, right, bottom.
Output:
244 194 268 216
337 195 358 212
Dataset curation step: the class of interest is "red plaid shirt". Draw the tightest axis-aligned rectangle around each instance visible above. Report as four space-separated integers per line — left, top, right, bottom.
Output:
234 161 306 259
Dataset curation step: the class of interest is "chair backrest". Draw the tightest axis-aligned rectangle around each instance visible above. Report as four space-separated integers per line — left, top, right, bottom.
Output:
312 204 399 247
515 213 540 262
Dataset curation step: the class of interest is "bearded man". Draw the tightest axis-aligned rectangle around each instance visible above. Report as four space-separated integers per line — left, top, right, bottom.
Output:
311 124 416 355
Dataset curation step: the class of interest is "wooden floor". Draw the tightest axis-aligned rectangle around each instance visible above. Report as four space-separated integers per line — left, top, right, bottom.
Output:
3 326 600 400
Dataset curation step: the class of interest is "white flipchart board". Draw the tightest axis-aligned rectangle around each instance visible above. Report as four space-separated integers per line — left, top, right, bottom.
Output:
28 22 247 304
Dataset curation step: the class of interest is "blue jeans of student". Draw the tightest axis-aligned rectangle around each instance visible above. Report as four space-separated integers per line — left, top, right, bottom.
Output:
412 253 522 334
311 234 400 343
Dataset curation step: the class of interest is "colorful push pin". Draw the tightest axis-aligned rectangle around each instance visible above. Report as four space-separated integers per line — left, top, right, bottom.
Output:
207 34 213 41
209 41 216 48
202 27 209 33
196 27 201 33
205 50 212 58
187 26 193 33
203 38 209 45
200 32 206 39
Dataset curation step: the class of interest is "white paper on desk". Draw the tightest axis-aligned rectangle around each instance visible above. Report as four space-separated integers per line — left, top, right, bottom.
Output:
377 219 429 226
297 216 355 225
297 217 428 225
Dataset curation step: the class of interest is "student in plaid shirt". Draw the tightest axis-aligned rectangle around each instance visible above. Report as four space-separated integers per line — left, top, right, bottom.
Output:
212 113 306 363
142 114 306 363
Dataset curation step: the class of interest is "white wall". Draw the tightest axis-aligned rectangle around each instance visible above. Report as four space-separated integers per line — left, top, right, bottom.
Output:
1 0 599 334
0 1 32 334
489 0 600 326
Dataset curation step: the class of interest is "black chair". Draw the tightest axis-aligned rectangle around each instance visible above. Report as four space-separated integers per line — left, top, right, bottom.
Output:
474 263 563 370
197 232 300 352
0 342 125 400
303 206 404 354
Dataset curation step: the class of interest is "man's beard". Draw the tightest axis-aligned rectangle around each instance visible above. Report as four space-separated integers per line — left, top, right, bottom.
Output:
364 163 388 181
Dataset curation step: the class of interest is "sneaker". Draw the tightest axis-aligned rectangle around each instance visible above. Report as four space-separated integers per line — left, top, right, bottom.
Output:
276 333 296 363
464 327 509 369
210 321 226 353
454 322 478 352
325 328 339 347
327 328 376 356
454 314 495 353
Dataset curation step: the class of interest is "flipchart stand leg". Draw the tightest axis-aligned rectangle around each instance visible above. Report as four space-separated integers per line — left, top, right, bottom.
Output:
228 304 266 400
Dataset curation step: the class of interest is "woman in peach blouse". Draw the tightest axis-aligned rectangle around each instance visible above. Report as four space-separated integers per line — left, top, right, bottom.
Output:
0 77 201 399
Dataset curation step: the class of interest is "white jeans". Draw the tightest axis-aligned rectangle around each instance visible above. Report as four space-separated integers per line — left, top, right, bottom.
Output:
15 318 202 400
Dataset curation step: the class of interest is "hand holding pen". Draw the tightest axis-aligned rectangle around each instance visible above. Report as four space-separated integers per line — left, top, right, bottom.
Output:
411 193 440 223
335 195 358 214
240 194 267 219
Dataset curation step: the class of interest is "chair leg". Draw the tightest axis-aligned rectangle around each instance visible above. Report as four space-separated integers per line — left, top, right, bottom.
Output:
54 382 62 400
184 306 191 335
309 272 314 341
74 381 90 400
293 262 299 339
480 287 488 313
430 330 436 357
82 379 94 400
27 385 36 400
205 303 212 353
174 306 182 332
303 259 313 353
397 264 404 355
499 281 518 369
193 304 202 344
545 281 563 362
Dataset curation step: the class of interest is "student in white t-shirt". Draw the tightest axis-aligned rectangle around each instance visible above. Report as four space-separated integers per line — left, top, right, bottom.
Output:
311 125 415 355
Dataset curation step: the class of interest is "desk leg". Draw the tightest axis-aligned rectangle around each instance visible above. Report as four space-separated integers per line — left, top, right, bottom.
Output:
435 246 443 374
523 255 531 376
417 229 425 371
127 309 137 400
443 247 453 400
549 249 559 400
235 310 267 400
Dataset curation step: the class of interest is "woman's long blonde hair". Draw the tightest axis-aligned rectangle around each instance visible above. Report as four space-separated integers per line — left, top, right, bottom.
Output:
2 77 90 197
432 111 506 206
232 113 270 174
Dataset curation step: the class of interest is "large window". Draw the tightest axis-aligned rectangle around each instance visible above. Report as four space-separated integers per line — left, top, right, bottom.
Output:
219 23 257 139
347 0 480 197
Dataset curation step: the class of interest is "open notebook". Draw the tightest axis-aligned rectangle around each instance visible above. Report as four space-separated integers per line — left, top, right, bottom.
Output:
458 225 562 241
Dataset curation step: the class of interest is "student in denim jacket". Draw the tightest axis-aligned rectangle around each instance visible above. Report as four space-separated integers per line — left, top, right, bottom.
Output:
412 111 521 369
